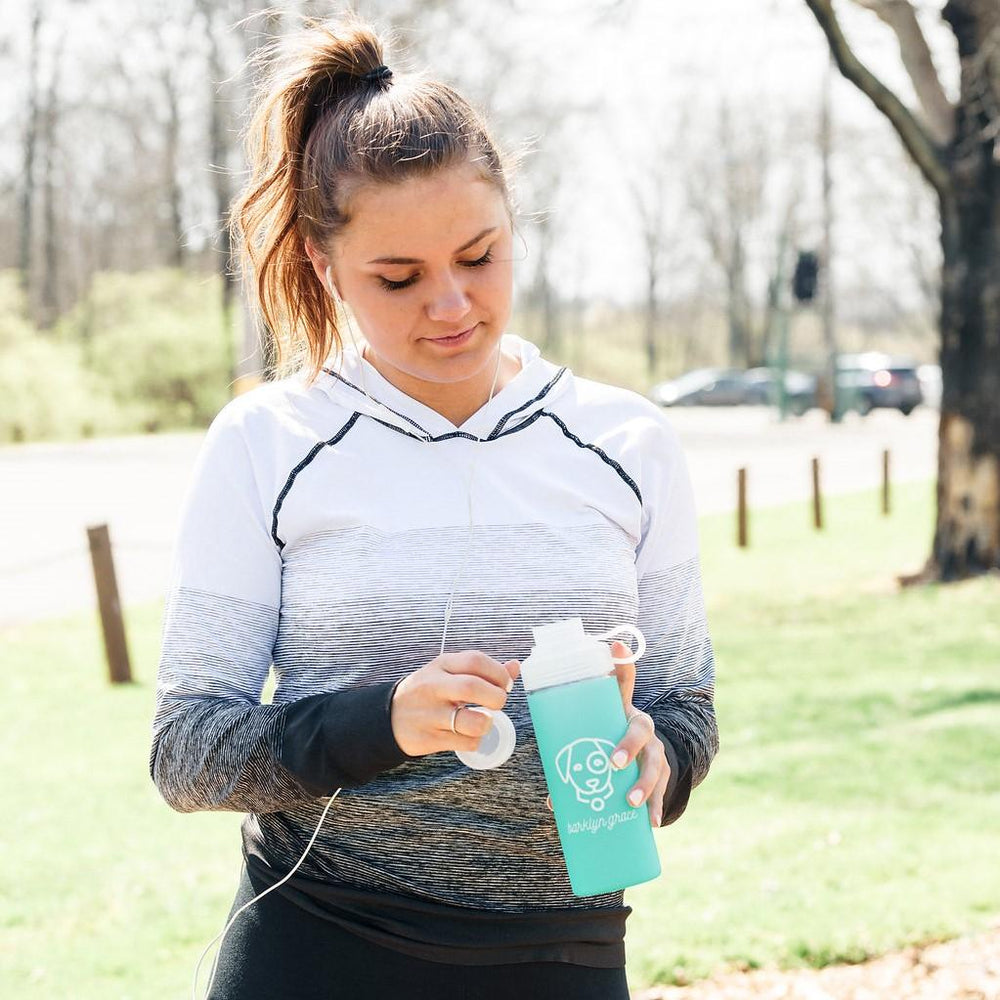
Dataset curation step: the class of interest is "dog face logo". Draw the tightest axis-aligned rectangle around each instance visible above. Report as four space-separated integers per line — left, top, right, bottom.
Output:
555 738 617 812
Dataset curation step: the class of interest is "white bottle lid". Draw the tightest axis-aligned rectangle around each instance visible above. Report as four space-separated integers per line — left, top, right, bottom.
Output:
455 709 517 770
520 617 646 692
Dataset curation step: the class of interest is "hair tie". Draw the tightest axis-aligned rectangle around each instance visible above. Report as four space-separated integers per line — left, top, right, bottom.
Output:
361 65 392 84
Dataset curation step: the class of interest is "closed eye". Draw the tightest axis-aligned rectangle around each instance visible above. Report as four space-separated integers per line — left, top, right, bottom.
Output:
376 249 494 293
460 249 493 269
377 273 418 292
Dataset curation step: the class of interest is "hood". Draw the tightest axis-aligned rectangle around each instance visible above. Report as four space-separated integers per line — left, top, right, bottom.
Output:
314 334 570 441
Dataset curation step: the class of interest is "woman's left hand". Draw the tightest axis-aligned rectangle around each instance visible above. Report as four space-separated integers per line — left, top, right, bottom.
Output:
609 640 670 827
544 640 671 827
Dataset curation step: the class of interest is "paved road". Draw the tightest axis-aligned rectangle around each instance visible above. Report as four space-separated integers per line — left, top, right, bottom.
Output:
1 405 938 627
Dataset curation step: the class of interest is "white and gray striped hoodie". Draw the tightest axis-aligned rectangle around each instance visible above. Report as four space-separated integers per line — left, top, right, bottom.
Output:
149 334 717 924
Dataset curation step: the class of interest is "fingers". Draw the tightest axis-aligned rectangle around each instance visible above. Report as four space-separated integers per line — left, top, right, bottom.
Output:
607 708 668 823
648 756 671 828
611 641 636 708
609 707 654 773
439 652 520 712
621 729 668 822
390 652 521 758
504 658 521 686
444 675 511 712
542 740 670 826
448 704 494 741
441 651 518 694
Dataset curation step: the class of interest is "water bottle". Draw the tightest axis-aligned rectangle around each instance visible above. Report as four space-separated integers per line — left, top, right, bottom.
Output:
521 617 661 897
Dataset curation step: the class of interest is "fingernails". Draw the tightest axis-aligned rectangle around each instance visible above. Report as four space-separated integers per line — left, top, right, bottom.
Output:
628 789 644 807
612 750 628 769
505 678 514 693
654 810 662 827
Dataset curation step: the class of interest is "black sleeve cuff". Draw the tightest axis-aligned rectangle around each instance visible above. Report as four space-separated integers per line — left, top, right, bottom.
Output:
653 724 694 826
278 679 415 796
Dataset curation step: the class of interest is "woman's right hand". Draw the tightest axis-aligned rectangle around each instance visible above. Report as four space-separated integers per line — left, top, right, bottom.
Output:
390 652 520 757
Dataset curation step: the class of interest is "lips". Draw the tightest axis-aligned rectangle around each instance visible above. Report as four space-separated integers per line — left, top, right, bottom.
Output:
425 324 478 345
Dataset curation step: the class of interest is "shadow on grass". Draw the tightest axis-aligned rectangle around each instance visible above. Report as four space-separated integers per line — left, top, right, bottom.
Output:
911 689 1000 716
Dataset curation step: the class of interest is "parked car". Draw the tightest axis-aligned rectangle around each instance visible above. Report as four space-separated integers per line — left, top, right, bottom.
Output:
835 353 923 415
741 367 818 415
649 368 746 406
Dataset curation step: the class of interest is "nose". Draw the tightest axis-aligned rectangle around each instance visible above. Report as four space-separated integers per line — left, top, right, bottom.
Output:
425 272 472 324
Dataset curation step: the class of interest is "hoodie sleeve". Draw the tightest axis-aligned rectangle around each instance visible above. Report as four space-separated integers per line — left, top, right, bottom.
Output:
631 408 719 827
149 402 410 815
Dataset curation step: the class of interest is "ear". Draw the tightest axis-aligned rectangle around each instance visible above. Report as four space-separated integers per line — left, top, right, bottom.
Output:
304 238 339 298
555 745 572 783
324 265 341 301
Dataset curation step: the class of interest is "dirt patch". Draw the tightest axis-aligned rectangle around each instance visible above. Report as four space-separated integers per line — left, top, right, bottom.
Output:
634 926 1000 1000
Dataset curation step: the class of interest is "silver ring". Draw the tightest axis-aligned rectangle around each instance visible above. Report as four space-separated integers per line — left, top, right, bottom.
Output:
450 705 464 735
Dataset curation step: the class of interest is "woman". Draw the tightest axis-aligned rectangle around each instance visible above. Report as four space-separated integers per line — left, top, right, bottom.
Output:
150 15 718 1000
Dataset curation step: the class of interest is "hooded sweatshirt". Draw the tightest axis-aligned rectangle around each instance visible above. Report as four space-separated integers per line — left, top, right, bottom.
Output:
149 334 718 967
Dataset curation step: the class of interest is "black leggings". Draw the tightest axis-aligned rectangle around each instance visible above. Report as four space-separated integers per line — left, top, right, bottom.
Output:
206 866 631 1000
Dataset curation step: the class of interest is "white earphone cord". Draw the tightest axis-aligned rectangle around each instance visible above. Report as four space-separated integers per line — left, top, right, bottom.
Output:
195 277 503 1000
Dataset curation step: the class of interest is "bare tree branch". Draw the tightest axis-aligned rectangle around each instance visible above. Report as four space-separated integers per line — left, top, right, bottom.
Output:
804 0 951 198
851 0 955 144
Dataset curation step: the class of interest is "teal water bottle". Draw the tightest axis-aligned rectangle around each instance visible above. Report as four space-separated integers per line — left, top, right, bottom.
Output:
521 618 661 897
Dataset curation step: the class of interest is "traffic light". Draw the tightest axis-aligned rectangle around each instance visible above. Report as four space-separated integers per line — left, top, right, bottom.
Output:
793 251 819 302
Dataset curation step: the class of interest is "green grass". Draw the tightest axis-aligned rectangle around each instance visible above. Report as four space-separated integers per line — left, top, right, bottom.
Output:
627 481 1000 987
2 480 998 997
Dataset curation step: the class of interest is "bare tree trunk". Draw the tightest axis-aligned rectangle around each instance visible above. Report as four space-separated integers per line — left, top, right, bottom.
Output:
806 0 1000 580
197 0 240 387
633 173 667 378
19 2 42 314
761 196 799 369
38 26 65 330
931 0 999 579
690 100 767 370
535 226 559 354
726 231 753 367
235 3 284 386
820 56 840 420
644 260 658 377
162 64 185 269
933 113 1000 575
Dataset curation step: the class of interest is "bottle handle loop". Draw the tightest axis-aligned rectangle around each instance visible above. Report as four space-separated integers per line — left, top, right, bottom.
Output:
592 624 646 664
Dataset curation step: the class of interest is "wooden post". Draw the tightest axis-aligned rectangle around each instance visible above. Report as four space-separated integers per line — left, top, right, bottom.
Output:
737 468 749 548
86 524 133 684
812 457 823 530
882 449 891 515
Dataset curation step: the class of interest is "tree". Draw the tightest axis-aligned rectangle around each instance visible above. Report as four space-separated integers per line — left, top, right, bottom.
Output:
686 99 804 371
18 2 42 314
804 0 999 580
631 163 671 378
38 23 66 330
628 115 700 379
195 0 257 387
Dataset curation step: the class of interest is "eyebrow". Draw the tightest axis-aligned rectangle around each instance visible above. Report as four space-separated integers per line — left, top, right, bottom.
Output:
366 227 497 265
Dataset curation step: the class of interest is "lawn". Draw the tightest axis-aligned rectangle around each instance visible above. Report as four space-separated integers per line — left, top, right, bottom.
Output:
1 478 997 998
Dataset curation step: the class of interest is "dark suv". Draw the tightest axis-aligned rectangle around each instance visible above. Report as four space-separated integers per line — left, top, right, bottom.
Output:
835 353 923 416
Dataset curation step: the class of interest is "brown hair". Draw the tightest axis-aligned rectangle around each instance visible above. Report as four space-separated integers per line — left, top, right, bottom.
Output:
229 14 513 385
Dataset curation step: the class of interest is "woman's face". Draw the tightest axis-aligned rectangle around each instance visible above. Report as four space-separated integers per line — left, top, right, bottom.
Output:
312 161 514 410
